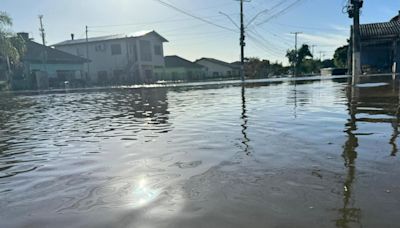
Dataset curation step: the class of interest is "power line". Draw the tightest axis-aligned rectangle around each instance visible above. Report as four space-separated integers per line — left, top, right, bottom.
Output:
256 0 305 26
89 14 230 28
152 0 237 32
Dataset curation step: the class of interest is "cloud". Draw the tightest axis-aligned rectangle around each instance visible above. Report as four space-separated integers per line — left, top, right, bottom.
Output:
299 33 348 47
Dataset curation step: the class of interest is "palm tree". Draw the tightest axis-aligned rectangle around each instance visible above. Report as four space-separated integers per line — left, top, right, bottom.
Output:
0 11 25 86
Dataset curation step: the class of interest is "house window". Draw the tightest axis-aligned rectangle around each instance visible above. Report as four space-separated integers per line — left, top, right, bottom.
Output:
111 44 122 55
140 40 152 61
154 45 162 56
95 44 106 52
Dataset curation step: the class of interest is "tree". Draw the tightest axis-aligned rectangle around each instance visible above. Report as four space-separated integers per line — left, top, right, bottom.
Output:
0 11 25 83
286 44 313 75
334 45 349 68
245 58 288 78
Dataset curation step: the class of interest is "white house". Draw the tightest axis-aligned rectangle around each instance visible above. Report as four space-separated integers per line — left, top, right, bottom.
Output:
195 58 240 78
53 30 168 84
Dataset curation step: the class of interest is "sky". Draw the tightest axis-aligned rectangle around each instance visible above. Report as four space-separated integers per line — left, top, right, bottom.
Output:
2 0 400 65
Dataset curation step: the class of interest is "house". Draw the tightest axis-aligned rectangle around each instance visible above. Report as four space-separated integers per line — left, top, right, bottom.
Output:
53 30 168 84
195 58 240 79
353 11 400 74
14 33 89 90
156 55 205 81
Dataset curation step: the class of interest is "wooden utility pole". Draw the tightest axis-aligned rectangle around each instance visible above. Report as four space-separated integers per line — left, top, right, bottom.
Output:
311 45 317 59
85 25 90 79
38 15 46 46
240 0 245 82
348 0 363 85
291 32 302 77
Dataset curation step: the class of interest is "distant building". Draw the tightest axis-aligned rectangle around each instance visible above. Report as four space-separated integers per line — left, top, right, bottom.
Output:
15 33 89 90
195 58 240 79
156 55 205 81
53 31 168 84
354 11 400 74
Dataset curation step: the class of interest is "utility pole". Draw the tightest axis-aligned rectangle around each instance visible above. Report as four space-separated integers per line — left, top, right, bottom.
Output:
240 0 245 82
347 0 363 85
311 45 317 59
319 51 325 61
38 15 46 46
291 32 302 77
85 25 90 80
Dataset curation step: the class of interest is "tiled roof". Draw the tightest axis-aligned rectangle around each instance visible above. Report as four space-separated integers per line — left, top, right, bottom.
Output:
23 40 89 64
53 30 168 46
360 20 400 39
165 56 203 69
196 58 240 69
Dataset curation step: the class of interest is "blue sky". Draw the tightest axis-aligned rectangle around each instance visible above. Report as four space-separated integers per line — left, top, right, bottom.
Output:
2 0 400 65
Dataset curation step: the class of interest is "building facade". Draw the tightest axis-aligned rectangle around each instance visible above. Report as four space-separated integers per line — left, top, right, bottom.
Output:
353 12 400 74
14 33 89 90
156 55 205 81
53 31 168 85
195 58 240 79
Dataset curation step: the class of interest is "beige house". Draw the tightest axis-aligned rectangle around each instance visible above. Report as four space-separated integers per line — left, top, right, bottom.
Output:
53 31 168 84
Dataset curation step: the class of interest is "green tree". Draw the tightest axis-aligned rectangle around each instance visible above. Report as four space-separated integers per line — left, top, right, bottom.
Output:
0 11 25 83
286 44 313 75
333 45 349 68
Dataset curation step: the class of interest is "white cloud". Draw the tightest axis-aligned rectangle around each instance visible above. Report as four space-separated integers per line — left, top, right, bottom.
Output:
299 33 348 47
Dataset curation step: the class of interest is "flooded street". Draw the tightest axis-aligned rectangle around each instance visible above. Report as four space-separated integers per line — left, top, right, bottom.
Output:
1 77 400 227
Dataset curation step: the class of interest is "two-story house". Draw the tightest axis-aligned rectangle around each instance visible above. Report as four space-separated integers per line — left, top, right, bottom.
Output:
53 30 168 84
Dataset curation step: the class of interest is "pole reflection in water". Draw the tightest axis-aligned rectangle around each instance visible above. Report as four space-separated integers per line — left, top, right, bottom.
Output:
336 85 361 228
293 80 298 119
241 85 250 155
390 81 400 156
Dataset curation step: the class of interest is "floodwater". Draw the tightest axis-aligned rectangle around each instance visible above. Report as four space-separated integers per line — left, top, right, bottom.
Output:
1 77 400 228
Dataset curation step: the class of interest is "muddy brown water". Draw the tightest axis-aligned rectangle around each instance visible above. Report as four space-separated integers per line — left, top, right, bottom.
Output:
1 77 400 228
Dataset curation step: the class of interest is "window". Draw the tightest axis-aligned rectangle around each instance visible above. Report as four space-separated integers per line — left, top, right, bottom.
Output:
95 44 106 52
154 45 162 56
140 40 152 61
111 44 122 55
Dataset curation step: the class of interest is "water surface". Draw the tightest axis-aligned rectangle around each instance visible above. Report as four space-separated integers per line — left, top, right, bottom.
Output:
1 77 400 227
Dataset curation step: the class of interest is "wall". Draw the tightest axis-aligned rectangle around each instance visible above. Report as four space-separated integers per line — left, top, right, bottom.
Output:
56 39 130 83
156 67 205 81
55 33 165 84
29 63 84 79
361 40 400 73
196 60 237 78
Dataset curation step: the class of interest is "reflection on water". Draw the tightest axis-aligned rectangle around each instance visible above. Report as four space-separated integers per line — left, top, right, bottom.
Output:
241 85 250 155
336 81 400 228
1 77 400 227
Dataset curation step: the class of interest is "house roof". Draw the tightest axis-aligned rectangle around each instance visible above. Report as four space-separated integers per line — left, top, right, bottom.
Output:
23 40 89 64
165 55 203 69
360 20 400 40
53 30 168 47
196 58 240 69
